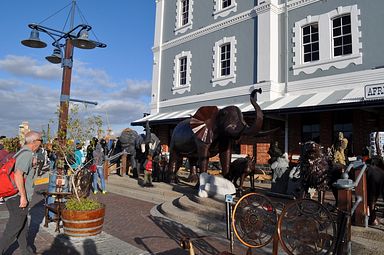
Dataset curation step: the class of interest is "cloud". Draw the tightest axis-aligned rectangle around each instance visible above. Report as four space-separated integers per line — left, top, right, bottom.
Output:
0 55 61 80
0 55 151 138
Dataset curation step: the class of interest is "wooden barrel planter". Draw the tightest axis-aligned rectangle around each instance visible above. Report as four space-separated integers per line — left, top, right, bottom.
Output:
62 204 105 237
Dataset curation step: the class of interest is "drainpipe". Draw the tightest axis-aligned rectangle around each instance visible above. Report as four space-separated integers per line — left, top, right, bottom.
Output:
285 0 289 95
284 0 289 153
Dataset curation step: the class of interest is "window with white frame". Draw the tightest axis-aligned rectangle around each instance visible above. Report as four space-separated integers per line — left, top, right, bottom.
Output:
213 0 237 19
212 36 237 87
302 23 319 63
175 0 194 35
332 15 352 57
173 51 192 95
292 5 362 75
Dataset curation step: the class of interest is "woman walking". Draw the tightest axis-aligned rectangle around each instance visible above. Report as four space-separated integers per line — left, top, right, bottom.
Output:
92 142 107 194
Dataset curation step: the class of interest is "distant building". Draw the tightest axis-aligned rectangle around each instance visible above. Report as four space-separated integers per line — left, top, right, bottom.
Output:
133 0 384 163
18 121 30 145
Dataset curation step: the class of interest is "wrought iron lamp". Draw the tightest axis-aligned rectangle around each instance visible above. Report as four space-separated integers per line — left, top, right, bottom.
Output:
21 0 106 178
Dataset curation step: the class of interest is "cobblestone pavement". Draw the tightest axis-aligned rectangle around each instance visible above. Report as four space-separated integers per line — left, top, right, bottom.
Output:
0 180 246 255
1 174 384 254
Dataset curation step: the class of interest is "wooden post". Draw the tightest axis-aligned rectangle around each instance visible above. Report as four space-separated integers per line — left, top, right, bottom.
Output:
354 168 368 227
121 153 127 177
337 188 352 255
103 160 109 181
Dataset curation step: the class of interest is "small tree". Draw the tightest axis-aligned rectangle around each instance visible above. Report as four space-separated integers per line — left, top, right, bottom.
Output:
50 103 103 203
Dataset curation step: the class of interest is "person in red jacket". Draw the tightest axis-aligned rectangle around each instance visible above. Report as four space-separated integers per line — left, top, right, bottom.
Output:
143 155 153 187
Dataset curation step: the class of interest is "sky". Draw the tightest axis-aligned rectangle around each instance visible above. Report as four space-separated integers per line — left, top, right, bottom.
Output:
0 0 155 138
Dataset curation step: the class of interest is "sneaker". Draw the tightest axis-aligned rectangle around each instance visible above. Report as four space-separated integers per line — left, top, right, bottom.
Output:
93 191 98 194
102 191 107 194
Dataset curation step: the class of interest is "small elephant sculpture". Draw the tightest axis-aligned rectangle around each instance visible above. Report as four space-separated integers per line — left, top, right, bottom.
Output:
167 88 277 183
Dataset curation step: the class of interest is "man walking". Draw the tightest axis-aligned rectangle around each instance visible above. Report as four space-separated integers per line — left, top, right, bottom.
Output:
0 131 42 255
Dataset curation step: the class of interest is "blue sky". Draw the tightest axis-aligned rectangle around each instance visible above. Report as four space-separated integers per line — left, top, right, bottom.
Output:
0 0 155 137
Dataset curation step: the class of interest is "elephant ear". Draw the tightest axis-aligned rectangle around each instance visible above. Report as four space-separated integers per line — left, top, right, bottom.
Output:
190 106 219 144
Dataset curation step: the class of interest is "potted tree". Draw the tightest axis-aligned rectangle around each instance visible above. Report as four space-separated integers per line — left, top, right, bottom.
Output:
49 104 106 237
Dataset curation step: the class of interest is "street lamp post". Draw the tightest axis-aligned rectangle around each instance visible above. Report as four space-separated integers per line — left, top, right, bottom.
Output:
21 0 106 178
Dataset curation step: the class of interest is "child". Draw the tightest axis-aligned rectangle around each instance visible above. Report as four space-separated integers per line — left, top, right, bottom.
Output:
143 155 154 187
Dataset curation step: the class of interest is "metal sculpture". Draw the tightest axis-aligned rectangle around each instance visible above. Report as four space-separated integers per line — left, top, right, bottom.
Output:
232 193 278 249
167 88 277 183
277 199 337 255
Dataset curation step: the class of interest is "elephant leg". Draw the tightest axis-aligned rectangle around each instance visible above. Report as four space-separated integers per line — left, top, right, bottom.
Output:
167 151 181 183
219 143 232 176
130 155 138 178
187 157 199 183
197 143 210 173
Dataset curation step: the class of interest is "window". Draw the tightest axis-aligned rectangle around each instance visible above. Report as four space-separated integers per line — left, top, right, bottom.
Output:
333 15 352 57
333 111 353 155
292 5 362 75
301 114 320 143
175 0 194 35
179 57 187 85
173 51 192 94
220 44 231 76
213 0 237 19
222 0 231 9
212 36 237 87
302 23 319 63
181 0 189 26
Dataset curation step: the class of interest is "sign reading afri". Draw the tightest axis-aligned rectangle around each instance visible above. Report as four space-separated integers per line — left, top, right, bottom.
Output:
365 83 384 99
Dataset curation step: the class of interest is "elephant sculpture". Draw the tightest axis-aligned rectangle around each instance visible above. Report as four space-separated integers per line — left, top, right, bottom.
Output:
167 88 276 183
365 156 384 225
111 121 161 179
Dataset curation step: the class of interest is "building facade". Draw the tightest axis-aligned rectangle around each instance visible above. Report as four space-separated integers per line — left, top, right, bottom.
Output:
133 0 384 164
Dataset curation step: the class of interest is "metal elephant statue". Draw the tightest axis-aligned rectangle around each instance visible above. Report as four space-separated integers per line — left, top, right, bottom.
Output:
167 88 277 183
110 121 161 178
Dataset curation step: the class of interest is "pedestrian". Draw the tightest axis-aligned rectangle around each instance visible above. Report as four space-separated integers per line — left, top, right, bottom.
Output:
92 142 106 194
85 137 98 167
0 131 42 255
70 141 84 170
143 154 154 187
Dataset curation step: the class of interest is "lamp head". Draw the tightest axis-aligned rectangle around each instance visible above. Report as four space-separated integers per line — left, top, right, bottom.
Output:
21 29 47 48
45 48 62 64
72 29 96 49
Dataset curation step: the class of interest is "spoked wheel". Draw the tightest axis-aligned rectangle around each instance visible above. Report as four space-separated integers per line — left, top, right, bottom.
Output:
232 192 278 248
277 199 337 255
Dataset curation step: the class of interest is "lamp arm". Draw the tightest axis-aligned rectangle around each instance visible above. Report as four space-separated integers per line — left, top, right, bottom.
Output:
28 23 92 42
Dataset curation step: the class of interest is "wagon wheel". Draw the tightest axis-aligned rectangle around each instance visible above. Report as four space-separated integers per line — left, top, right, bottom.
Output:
277 199 337 255
232 192 278 248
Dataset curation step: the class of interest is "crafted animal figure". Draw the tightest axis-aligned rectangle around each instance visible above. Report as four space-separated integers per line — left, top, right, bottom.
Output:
198 172 236 201
110 121 161 178
271 152 290 183
167 88 276 183
366 156 384 225
294 141 344 202
225 156 256 190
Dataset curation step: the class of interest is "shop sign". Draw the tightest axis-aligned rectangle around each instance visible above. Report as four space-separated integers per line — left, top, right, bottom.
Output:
365 83 384 99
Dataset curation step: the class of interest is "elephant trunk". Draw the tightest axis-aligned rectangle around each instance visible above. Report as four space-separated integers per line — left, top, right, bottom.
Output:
242 88 264 136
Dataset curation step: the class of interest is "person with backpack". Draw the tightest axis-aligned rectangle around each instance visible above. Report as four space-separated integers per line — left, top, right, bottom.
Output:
0 131 42 255
92 142 107 194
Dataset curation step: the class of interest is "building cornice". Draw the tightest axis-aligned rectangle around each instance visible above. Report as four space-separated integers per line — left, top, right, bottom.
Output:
159 0 322 51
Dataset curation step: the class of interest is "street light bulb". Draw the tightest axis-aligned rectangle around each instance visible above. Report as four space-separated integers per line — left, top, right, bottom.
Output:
21 29 47 48
45 48 62 64
72 29 96 49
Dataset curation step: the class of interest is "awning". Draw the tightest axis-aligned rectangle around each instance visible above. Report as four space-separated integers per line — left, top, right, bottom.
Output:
132 86 382 126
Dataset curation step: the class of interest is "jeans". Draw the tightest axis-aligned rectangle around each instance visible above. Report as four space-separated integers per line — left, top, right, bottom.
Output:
0 196 32 255
93 165 106 192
